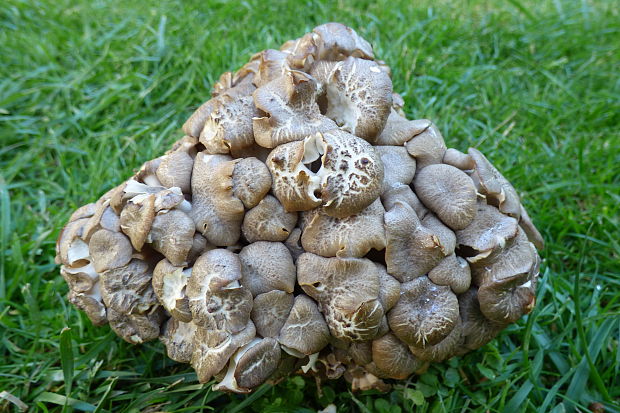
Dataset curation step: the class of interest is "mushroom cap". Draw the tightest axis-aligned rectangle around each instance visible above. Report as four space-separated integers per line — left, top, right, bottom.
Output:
119 194 156 252
156 149 194 194
380 183 428 219
67 289 107 326
186 249 253 333
239 241 296 296
107 306 165 345
388 276 459 348
375 263 401 312
148 209 195 266
232 338 282 391
458 288 506 350
253 69 336 148
300 199 386 258
152 259 192 322
242 195 298 243
297 253 384 341
405 123 447 169
100 259 158 314
56 218 90 267
314 57 392 142
414 164 478 230
375 145 417 193
468 148 521 219
278 294 330 356
231 157 272 209
443 148 474 171
371 333 424 379
89 229 133 273
421 213 457 256
189 153 245 246
428 254 472 294
312 22 374 61
191 320 256 383
251 290 294 338
267 129 384 217
199 94 260 155
384 201 445 282
253 49 291 87
375 111 430 146
160 318 197 363
408 320 464 363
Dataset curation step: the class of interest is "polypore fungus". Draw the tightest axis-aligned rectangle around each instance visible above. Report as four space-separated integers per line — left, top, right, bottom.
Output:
57 23 543 394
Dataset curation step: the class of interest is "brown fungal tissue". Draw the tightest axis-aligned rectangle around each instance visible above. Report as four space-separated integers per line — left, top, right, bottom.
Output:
56 23 544 393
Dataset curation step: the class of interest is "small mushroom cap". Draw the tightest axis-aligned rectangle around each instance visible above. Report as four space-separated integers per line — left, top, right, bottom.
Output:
160 318 197 363
405 123 447 169
56 218 90 267
191 320 256 383
100 259 158 314
156 149 194 194
267 130 384 217
459 288 506 350
187 233 215 265
82 200 121 242
408 320 464 363
183 99 217 138
456 202 519 258
297 253 384 341
232 338 282 391
107 306 165 345
253 49 291 87
67 289 107 326
278 294 330 356
428 254 472 294
186 249 253 333
371 333 424 379
312 22 374 61
242 195 298 243
315 57 392 142
468 148 521 219
519 203 544 250
148 209 195 266
190 153 244 246
300 199 386 258
384 202 445 282
388 276 459 348
232 157 272 209
421 213 457 256
251 290 294 337
414 164 478 230
380 183 428 219
152 259 192 322
375 111 431 146
89 229 133 273
253 69 336 148
61 263 99 294
119 195 156 251
375 146 416 193
443 148 474 171
68 203 96 223
239 241 296 296
199 94 260 155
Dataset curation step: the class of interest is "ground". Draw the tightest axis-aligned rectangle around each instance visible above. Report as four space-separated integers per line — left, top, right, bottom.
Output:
0 0 619 411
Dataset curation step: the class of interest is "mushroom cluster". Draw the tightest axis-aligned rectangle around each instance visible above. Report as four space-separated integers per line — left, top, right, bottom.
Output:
56 23 544 393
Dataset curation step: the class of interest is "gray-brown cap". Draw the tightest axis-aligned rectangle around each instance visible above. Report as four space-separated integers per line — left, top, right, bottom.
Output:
375 146 416 193
89 229 133 273
239 241 296 296
428 254 472 294
278 294 330 357
100 258 158 315
406 123 447 169
152 259 192 322
160 318 197 363
242 195 298 243
251 290 294 337
371 333 424 379
375 111 431 146
107 306 165 345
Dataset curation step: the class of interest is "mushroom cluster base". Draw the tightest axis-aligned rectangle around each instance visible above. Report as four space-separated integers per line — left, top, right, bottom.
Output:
56 23 544 393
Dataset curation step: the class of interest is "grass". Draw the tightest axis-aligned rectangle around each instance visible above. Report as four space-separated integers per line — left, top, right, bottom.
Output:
0 0 619 411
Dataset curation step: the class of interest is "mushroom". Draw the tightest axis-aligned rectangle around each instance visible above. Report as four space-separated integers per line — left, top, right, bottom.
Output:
370 333 424 379
459 288 507 350
387 276 459 348
311 57 392 142
251 290 294 337
375 146 416 193
189 153 245 246
213 337 281 393
242 195 298 243
253 69 336 148
443 148 474 171
186 249 253 333
405 122 447 169
238 241 296 296
278 294 330 357
156 138 196 193
89 229 133 273
119 195 156 251
375 111 430 146
231 157 272 209
468 148 521 219
160 318 197 363
147 209 195 266
267 129 384 218
384 201 445 282
107 306 165 344
152 259 192 322
408 320 464 362
297 253 384 341
300 199 386 258
380 183 428 218
100 259 158 315
428 254 472 294
413 164 477 230
311 22 374 61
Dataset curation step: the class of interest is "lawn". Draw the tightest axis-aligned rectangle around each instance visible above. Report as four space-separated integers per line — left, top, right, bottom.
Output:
1 0 619 411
